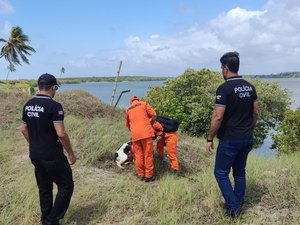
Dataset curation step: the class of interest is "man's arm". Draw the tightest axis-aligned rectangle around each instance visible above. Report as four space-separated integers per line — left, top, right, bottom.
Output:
145 103 156 118
20 123 29 143
252 101 259 128
206 106 225 154
126 112 130 130
54 123 76 165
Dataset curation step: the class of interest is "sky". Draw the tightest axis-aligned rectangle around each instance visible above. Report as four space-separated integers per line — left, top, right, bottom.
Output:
0 0 300 79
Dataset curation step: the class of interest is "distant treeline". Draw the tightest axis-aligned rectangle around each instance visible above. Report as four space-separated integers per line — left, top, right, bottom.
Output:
248 72 300 79
58 76 170 84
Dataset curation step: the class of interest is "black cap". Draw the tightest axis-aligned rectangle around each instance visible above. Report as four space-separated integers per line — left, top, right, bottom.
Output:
38 73 58 86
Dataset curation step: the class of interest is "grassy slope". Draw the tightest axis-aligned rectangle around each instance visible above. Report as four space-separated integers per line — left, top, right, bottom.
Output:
0 89 300 225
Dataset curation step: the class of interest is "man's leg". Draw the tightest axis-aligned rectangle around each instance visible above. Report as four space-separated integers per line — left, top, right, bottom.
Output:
214 140 240 215
45 156 74 224
142 137 154 179
31 159 53 225
165 133 179 171
133 140 145 178
232 138 253 206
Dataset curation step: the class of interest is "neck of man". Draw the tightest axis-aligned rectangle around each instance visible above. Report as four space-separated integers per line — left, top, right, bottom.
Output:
226 71 238 79
39 90 53 98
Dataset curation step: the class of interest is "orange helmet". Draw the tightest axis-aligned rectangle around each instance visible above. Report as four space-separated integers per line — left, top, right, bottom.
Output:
130 95 140 103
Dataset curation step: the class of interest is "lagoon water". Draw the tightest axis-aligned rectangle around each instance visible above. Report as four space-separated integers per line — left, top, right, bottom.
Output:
59 78 300 157
59 80 164 108
263 78 300 110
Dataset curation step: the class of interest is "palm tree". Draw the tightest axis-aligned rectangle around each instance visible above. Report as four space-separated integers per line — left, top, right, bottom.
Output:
0 26 36 67
6 63 16 80
60 67 65 78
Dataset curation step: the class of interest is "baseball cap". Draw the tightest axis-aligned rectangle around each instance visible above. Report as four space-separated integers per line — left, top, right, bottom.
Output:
38 73 58 86
130 95 140 103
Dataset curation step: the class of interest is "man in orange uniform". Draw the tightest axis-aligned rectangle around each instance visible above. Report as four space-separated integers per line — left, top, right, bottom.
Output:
152 121 179 172
126 96 156 182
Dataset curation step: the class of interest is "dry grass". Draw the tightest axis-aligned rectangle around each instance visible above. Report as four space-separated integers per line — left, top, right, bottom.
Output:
0 89 29 128
1 88 300 225
56 90 124 120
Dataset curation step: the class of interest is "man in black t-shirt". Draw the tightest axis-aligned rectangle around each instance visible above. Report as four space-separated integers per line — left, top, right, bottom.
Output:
206 52 259 217
21 73 76 225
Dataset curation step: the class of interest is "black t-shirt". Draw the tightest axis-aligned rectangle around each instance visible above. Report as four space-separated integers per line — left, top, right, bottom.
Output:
215 76 258 140
22 94 64 159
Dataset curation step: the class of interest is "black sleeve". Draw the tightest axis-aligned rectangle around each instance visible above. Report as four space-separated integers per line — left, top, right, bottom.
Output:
52 103 64 123
215 85 227 107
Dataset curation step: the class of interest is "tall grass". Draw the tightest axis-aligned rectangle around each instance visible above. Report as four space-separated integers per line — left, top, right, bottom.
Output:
1 89 300 224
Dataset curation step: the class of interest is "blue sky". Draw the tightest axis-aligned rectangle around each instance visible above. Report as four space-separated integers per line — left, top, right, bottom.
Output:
1 0 299 79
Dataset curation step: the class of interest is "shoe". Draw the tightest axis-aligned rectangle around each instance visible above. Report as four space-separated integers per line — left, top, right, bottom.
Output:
144 176 155 182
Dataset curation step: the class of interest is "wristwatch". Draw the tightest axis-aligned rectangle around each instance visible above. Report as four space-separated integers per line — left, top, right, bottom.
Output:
207 139 213 142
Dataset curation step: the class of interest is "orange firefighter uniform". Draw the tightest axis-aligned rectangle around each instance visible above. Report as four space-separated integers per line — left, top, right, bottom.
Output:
126 96 156 179
152 121 179 171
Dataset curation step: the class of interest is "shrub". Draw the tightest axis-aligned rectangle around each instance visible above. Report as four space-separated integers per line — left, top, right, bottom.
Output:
273 108 300 154
145 69 291 147
145 68 221 136
250 79 291 146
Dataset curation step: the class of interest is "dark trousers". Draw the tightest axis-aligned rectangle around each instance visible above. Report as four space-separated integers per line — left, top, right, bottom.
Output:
214 137 253 215
31 156 74 225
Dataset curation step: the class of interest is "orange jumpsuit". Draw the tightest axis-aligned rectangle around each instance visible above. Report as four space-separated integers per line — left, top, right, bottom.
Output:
153 121 179 171
126 98 156 179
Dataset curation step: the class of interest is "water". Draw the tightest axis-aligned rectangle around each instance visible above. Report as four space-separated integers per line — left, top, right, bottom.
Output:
59 80 164 108
262 78 300 110
59 78 300 157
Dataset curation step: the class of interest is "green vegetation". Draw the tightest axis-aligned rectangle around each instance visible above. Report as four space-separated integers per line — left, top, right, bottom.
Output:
0 80 36 90
250 72 300 78
0 26 36 80
0 76 168 88
273 109 300 154
145 68 291 147
145 68 221 136
250 79 291 146
58 76 170 84
60 67 65 77
1 87 300 224
6 64 16 81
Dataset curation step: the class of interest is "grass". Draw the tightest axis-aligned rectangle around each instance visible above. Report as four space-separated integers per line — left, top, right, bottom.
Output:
1 88 300 224
0 80 36 90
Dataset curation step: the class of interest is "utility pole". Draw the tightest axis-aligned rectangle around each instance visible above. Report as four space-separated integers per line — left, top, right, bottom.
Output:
111 60 123 106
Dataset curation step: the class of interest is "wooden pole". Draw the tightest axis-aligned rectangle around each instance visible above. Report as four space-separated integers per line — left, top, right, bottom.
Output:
111 61 122 106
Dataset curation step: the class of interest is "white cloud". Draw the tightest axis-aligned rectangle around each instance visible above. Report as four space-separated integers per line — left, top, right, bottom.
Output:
0 0 13 14
225 7 266 21
117 0 300 75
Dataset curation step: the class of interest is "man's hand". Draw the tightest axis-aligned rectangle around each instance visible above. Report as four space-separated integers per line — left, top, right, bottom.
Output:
206 141 214 155
68 153 76 165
